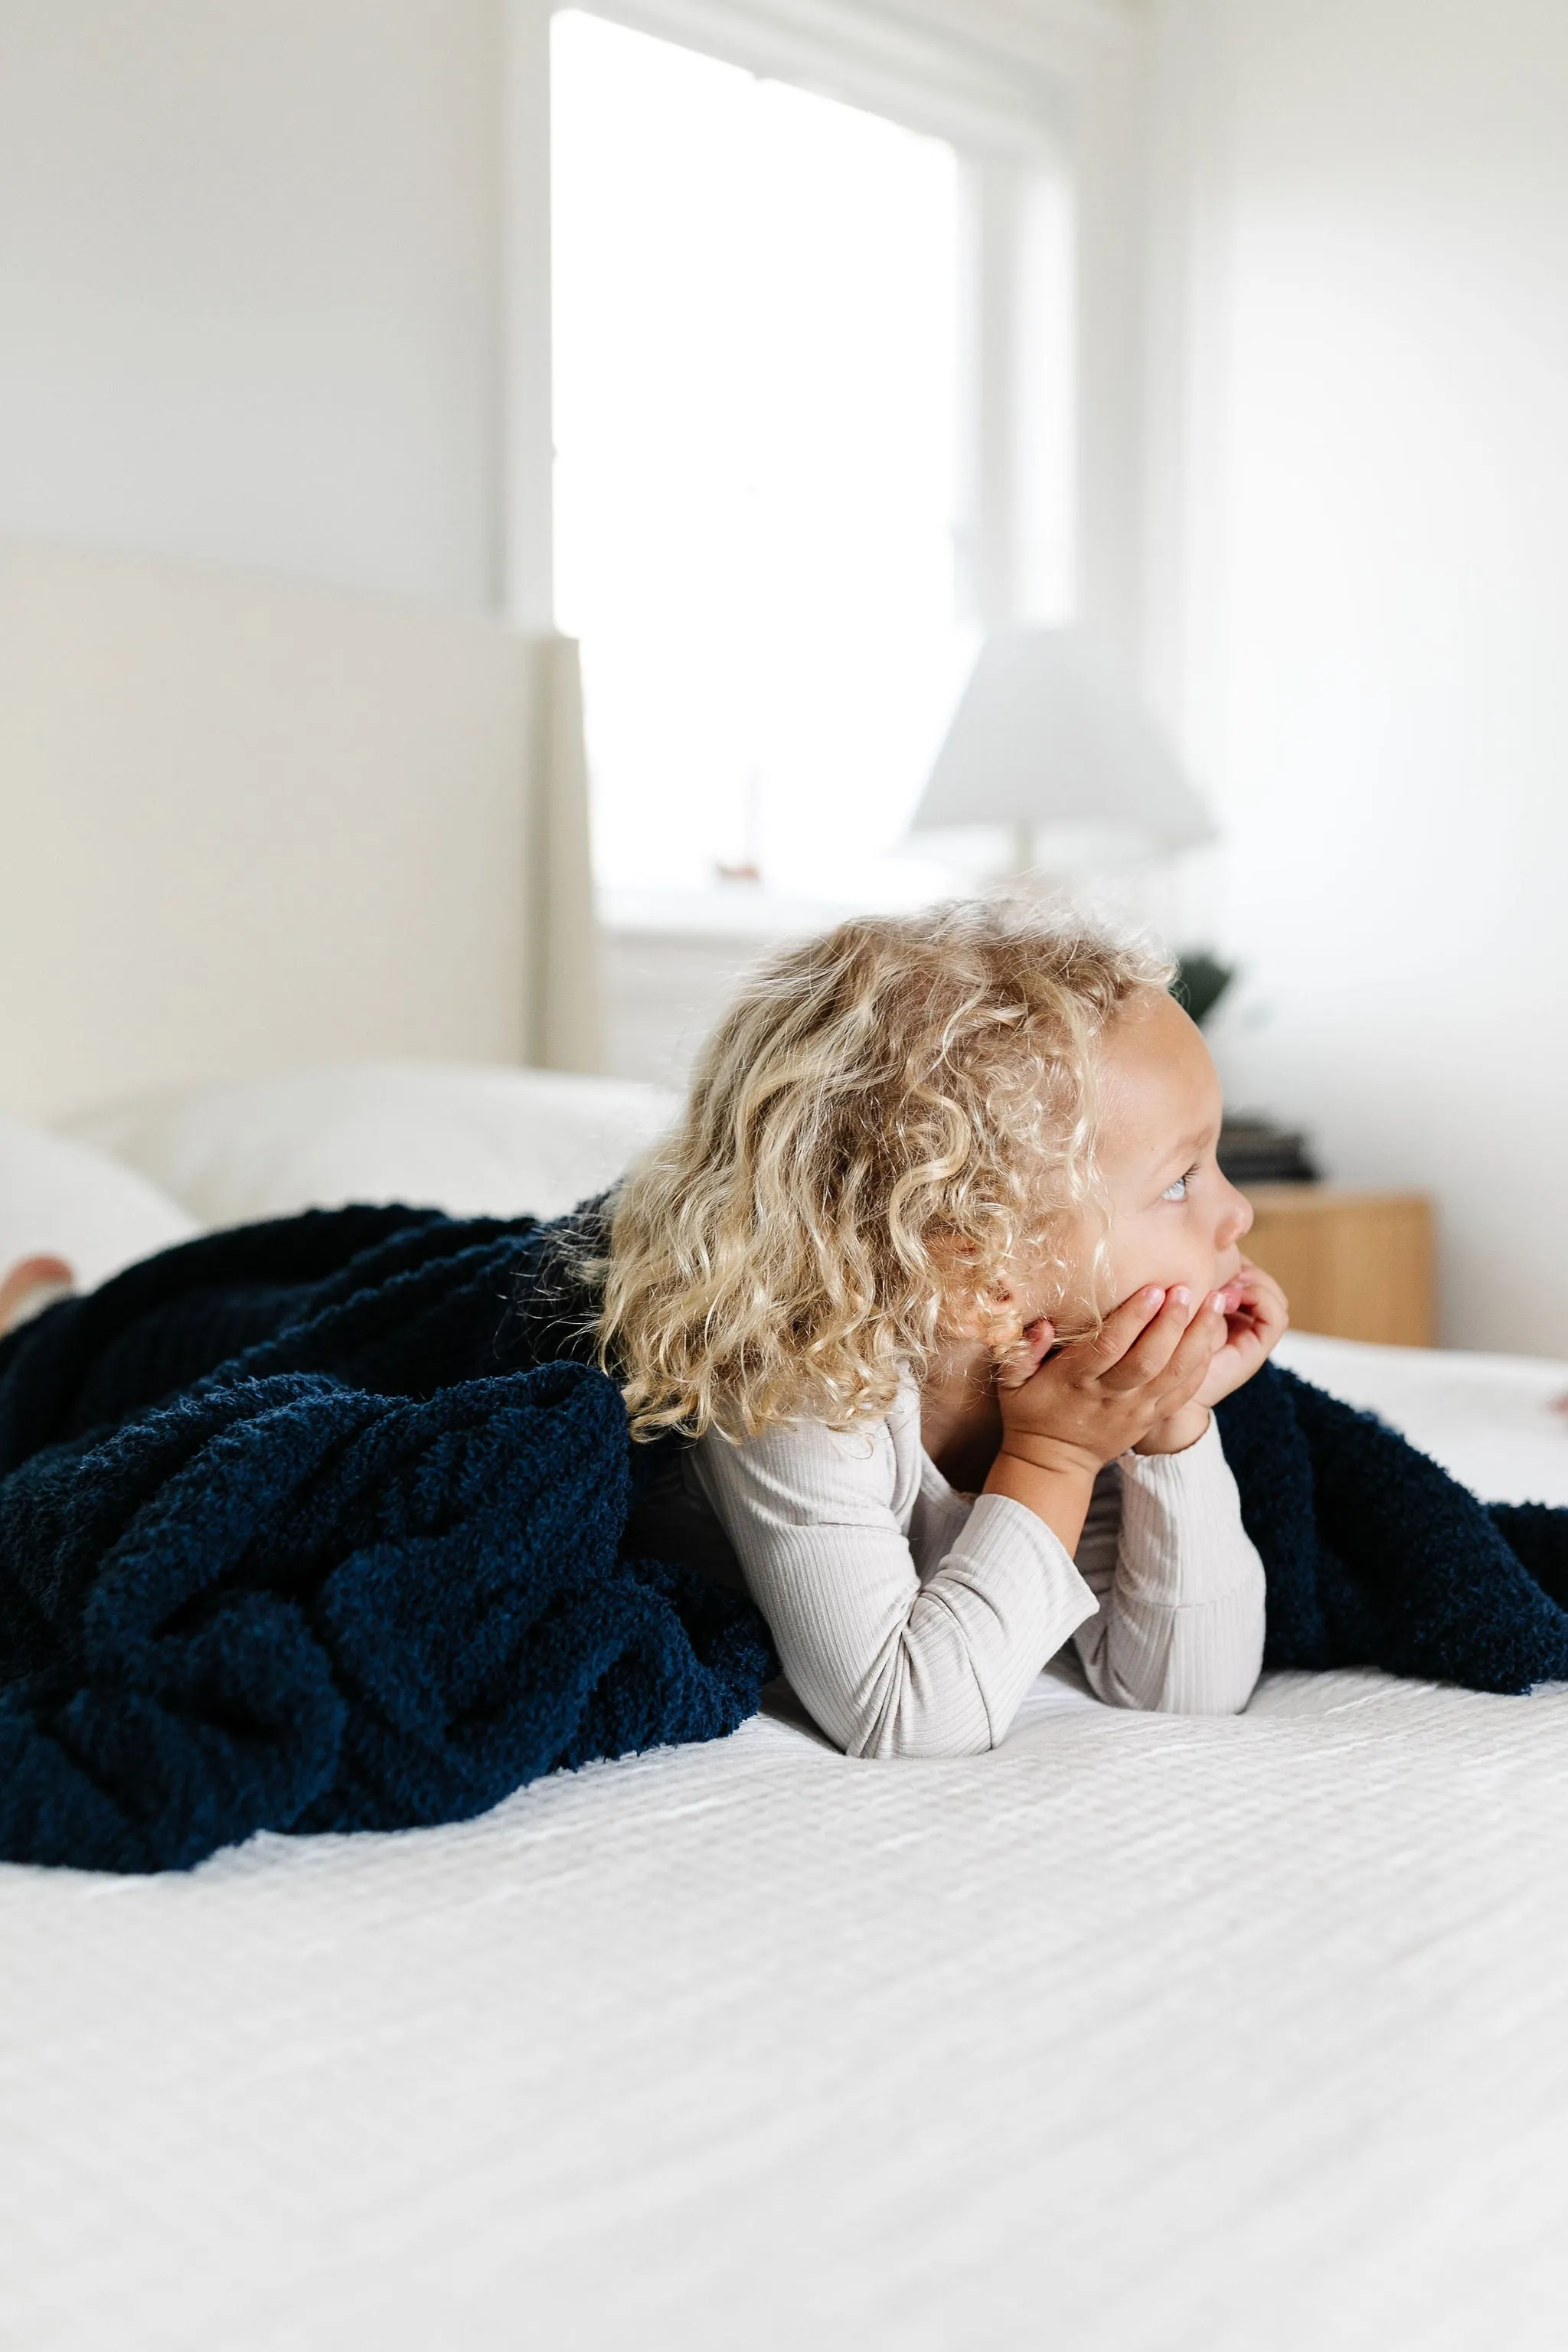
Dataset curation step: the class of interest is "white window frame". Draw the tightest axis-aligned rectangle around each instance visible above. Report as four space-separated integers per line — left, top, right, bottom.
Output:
504 0 1147 658
572 0 1070 156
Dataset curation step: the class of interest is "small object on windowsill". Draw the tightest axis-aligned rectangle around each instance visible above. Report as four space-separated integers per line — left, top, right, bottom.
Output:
1217 1117 1320 1187
714 860 762 885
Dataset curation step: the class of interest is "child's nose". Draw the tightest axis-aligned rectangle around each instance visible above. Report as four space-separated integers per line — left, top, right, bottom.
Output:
1217 1182 1253 1249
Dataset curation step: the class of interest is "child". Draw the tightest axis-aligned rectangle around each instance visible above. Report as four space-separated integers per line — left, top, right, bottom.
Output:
13 905 1568 1875
603 900 1289 1759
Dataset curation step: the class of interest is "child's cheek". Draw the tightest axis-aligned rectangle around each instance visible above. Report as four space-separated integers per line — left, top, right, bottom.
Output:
1099 1229 1185 1316
1036 1276 1098 1342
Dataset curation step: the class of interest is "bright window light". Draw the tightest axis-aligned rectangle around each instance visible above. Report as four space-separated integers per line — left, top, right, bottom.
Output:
551 8 971 910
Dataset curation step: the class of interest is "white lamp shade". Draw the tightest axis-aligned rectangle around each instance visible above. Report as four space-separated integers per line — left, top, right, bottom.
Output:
911 626 1216 864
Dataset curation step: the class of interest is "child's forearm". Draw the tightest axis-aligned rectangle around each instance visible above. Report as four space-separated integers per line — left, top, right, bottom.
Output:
984 1447 1096 1557
1133 1403 1211 1456
1071 1423 1266 1714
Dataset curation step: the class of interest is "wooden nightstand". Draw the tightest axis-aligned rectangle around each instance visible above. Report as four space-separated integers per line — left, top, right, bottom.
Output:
1241 1187 1435 1348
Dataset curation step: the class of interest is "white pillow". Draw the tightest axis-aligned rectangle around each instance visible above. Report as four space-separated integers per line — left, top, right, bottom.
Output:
63 1063 678 1231
0 1111 198 1292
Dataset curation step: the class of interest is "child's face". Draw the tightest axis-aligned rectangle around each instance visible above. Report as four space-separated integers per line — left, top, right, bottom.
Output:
1016 988 1253 1336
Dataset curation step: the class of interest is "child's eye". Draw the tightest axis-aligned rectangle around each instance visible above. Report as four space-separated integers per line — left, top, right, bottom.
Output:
1161 1168 1196 1203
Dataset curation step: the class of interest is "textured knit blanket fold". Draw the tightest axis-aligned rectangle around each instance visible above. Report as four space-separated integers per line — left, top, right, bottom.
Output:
2 1203 1566 1874
0 1207 773 1873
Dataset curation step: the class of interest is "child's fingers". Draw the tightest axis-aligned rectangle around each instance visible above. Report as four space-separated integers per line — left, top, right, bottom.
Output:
1241 1269 1290 1342
1160 1288 1231 1393
1228 1259 1288 1319
994 1316 1055 1392
1216 1268 1289 1358
1074 1285 1169 1377
1098 1285 1202 1390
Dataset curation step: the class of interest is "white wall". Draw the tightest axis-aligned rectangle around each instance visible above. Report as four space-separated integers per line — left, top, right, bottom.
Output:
1148 0 1568 1356
0 0 506 605
0 0 1149 1095
0 0 1127 628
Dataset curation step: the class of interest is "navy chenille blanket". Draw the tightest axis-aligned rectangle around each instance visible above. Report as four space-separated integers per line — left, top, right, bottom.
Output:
2 1203 1566 1873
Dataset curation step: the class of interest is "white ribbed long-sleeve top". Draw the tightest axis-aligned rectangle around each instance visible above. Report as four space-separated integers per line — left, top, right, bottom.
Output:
638 1374 1266 1758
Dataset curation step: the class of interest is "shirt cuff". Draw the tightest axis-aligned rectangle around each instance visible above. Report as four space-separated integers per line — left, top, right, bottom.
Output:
952 1489 1102 1638
1113 1416 1259 1609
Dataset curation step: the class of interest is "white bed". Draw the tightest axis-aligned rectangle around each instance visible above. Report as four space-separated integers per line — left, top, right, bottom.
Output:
6 544 1568 2350
5 1080 1568 2351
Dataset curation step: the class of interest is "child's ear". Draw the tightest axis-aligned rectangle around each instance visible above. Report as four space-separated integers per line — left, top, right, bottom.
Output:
978 1283 1024 1348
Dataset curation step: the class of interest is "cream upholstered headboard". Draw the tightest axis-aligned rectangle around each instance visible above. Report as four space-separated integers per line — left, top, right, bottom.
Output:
0 537 600 1122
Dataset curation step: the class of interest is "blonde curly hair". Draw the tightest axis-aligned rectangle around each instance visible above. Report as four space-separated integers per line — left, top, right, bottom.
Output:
597 898 1171 1442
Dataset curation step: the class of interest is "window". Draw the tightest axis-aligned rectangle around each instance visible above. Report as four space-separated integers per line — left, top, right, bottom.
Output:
550 5 1067 915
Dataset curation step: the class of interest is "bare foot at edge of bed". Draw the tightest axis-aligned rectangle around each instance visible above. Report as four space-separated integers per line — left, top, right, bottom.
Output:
0 1256 77 1337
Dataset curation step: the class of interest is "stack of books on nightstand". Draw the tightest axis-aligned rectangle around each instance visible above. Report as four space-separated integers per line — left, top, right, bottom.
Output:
1217 1118 1319 1187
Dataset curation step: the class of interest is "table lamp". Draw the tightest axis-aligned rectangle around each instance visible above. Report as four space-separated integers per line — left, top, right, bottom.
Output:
910 625 1215 877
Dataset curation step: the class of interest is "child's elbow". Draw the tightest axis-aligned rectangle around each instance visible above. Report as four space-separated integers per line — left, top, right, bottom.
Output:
1090 1645 1263 1717
841 1681 998 1760
807 1638 1004 1759
1153 1650 1263 1717
1181 1681 1257 1717
848 1719 995 1761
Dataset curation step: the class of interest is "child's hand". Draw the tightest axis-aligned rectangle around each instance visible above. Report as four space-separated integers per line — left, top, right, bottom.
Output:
1135 1260 1289 1454
1190 1259 1289 1409
991 1285 1230 1483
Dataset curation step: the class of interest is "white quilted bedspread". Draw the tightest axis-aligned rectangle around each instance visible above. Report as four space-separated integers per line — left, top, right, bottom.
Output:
6 1333 1568 2351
